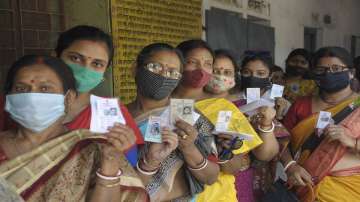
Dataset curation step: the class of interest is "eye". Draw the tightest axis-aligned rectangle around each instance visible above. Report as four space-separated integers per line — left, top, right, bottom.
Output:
213 69 221 74
93 61 105 69
204 62 213 69
69 55 81 63
40 85 50 92
14 85 28 93
224 70 233 76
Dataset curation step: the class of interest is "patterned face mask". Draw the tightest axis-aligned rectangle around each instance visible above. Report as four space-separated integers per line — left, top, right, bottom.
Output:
205 74 235 94
135 67 180 100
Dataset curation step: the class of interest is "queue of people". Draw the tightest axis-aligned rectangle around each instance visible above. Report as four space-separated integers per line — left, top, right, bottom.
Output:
0 25 359 202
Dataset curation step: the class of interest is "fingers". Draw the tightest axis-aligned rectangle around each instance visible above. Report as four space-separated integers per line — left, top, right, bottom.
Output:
300 169 314 185
293 174 306 186
217 134 233 140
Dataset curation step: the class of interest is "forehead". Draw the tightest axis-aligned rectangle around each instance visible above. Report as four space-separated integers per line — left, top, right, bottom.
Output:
187 48 213 60
243 60 270 71
15 64 62 83
214 57 235 70
289 55 307 61
64 40 109 62
317 57 346 67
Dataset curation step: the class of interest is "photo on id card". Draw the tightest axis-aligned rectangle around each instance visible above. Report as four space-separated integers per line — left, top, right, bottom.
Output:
170 99 195 125
145 116 163 143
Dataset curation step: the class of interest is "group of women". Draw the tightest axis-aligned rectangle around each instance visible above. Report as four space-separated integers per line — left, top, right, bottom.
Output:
0 25 359 202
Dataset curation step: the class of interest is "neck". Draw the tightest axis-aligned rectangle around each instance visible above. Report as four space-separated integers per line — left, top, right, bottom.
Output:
174 84 204 100
215 91 229 98
76 92 91 106
321 86 354 104
136 94 169 113
16 120 66 149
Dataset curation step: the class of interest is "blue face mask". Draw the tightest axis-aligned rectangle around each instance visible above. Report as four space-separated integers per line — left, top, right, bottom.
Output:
5 93 66 133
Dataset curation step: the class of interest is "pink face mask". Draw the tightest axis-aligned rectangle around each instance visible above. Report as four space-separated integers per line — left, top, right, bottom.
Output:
205 74 236 94
182 68 212 88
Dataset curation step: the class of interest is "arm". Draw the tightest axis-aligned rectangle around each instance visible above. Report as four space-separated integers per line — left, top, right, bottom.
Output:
220 154 249 175
88 123 136 202
175 119 220 185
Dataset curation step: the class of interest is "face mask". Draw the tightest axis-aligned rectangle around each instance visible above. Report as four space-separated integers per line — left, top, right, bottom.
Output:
182 69 212 88
5 93 65 133
205 74 235 94
286 65 308 77
241 76 271 90
67 63 104 92
316 71 350 93
136 68 179 100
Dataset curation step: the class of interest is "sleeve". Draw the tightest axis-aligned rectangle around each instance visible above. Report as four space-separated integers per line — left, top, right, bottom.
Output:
120 104 144 145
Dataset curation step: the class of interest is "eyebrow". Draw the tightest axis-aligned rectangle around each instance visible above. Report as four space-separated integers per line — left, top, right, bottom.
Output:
67 51 108 63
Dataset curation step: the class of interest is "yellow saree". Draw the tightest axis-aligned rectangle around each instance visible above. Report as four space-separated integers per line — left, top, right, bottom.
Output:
290 97 360 202
0 129 148 202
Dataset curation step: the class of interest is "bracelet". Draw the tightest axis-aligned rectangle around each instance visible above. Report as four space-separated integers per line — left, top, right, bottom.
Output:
96 169 122 181
217 159 230 164
97 179 122 188
284 160 297 172
258 122 275 133
136 159 158 175
188 158 208 171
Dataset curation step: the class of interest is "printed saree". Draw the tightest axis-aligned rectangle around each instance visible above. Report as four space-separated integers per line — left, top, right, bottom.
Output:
0 129 149 202
290 97 360 202
134 107 216 202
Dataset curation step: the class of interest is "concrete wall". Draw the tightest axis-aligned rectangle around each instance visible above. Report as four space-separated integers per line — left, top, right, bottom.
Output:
203 0 360 67
64 0 113 96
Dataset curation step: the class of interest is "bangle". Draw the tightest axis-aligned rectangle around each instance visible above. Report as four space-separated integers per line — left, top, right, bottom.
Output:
188 158 208 171
284 160 297 172
136 159 158 175
97 179 122 188
218 159 230 164
96 169 122 181
258 122 275 133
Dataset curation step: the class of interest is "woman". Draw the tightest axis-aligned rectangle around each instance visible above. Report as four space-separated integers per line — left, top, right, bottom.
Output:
282 47 360 201
207 51 288 201
172 39 214 100
55 25 143 165
127 43 220 202
0 55 148 201
283 48 318 103
271 65 285 86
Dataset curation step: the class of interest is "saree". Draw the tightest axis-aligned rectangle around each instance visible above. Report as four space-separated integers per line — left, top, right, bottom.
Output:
0 129 149 202
193 98 263 202
290 97 360 202
135 107 216 202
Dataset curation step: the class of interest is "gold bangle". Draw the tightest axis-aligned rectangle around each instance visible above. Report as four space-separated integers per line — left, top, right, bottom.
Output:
97 179 121 188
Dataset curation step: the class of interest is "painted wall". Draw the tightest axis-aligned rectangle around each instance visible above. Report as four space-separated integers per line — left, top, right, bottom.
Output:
203 0 360 67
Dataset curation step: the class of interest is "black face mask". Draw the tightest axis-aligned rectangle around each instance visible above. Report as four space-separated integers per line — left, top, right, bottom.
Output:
286 65 308 77
316 71 350 93
135 68 180 100
241 76 271 90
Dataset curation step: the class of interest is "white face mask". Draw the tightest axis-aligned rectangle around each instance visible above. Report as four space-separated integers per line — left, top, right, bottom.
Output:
5 93 65 133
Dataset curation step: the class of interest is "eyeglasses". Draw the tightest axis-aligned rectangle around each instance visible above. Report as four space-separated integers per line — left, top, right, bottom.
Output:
311 64 349 75
144 62 182 79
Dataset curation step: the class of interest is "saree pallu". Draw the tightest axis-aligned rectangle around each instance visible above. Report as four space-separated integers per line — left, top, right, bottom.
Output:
0 129 149 202
135 107 216 202
290 97 360 202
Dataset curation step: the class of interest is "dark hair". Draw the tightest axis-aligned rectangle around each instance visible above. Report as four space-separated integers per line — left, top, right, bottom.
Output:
241 51 273 74
354 56 360 80
55 25 114 67
4 55 77 94
176 39 214 59
312 47 353 69
214 49 239 72
271 65 284 73
136 43 184 72
286 48 312 65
